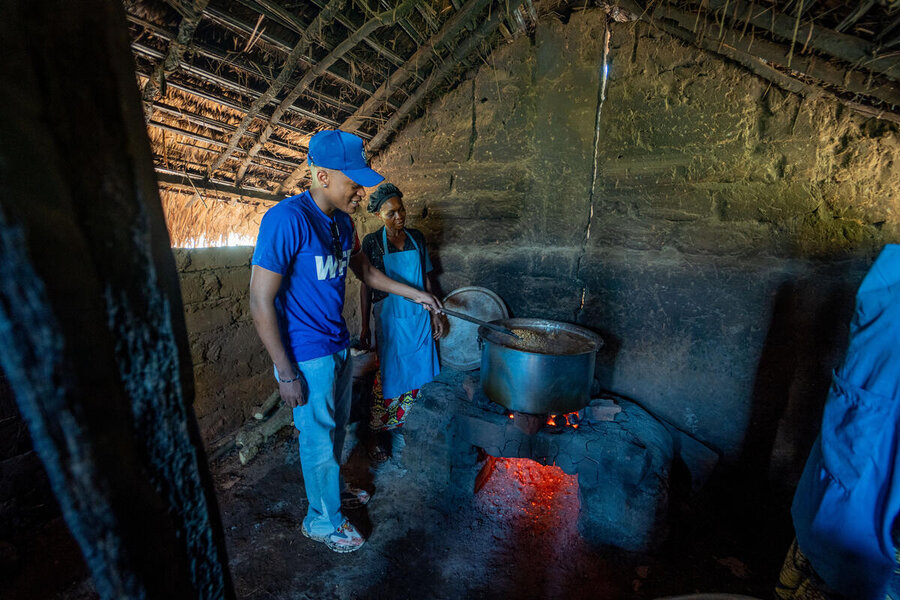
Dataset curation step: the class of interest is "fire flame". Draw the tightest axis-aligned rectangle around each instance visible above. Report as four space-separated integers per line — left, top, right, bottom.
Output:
546 412 580 428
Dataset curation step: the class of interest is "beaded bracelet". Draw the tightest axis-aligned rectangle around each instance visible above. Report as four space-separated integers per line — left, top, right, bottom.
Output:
275 370 302 384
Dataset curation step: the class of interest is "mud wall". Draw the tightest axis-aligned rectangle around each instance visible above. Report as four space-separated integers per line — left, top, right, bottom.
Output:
359 9 900 480
174 247 271 441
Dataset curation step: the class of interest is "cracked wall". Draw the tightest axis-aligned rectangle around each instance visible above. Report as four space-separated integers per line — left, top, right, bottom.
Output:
359 8 900 480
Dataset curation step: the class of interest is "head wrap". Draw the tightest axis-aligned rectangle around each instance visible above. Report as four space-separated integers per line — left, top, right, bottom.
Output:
367 182 403 213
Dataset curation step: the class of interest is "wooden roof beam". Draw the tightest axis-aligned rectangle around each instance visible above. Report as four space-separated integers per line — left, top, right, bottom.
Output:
200 5 398 95
366 8 505 153
140 0 210 120
135 71 313 138
619 0 900 124
155 169 285 203
233 0 422 184
209 0 345 173
152 102 306 153
148 120 298 169
340 0 493 135
279 0 496 192
127 13 373 113
307 0 412 72
652 3 900 106
233 0 415 80
685 0 900 81
132 43 345 130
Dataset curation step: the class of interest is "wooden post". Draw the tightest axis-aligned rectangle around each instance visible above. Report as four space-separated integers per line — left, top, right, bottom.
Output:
0 0 235 598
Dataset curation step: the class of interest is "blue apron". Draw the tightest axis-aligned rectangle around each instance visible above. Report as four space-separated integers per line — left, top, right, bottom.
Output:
374 228 440 399
792 244 900 599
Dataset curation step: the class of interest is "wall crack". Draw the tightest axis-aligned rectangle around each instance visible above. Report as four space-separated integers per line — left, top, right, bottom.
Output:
574 18 610 322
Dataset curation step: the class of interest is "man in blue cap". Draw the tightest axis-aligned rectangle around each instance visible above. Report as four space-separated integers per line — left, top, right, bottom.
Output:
249 130 441 553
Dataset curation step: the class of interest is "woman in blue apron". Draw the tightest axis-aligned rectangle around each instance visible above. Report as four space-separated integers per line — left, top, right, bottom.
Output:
359 183 444 464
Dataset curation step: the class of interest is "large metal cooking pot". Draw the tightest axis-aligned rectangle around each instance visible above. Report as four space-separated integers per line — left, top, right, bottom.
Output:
478 318 604 415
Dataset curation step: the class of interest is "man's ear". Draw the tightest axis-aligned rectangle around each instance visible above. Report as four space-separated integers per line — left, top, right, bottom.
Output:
318 168 332 189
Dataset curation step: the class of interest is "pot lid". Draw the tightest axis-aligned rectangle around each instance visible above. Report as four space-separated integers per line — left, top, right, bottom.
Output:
439 286 509 371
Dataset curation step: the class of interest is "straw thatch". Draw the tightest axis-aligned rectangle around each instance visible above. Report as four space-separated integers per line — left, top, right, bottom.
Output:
160 187 276 247
126 0 900 247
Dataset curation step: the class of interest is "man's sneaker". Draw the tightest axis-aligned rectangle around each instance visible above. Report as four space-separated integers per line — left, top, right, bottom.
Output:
340 486 371 510
301 519 366 553
300 521 328 542
323 519 365 553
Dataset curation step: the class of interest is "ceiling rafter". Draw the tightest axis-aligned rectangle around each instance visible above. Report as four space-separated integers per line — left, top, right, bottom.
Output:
136 72 313 138
156 169 284 202
686 0 900 82
126 13 380 110
148 120 298 168
620 0 900 125
307 0 412 71
151 101 306 153
227 0 405 85
367 9 505 153
653 3 900 107
141 0 210 120
278 0 494 192
132 42 346 129
208 0 346 174
233 0 422 184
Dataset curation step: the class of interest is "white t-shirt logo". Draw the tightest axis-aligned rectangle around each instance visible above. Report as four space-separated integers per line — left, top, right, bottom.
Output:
315 250 351 280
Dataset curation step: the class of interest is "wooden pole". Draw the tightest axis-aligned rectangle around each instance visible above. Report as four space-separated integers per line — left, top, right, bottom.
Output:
207 0 346 174
0 0 235 597
232 0 422 184
367 10 505 154
140 0 210 121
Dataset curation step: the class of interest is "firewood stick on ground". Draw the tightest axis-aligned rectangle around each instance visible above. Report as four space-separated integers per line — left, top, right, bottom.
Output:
236 405 293 465
253 390 281 420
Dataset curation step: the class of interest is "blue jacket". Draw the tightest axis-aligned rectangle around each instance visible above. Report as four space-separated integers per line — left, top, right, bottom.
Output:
793 244 900 598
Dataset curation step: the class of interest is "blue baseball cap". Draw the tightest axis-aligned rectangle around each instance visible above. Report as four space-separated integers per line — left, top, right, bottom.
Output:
307 130 384 187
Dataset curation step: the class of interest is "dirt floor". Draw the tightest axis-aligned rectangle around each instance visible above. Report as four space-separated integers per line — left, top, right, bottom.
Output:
207 423 789 600
3 411 793 600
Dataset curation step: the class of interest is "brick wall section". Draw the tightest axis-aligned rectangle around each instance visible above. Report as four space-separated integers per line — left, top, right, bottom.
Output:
174 247 272 441
362 9 900 481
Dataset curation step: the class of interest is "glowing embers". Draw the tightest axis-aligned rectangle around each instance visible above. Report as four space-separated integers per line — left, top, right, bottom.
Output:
546 412 580 429
508 410 581 434
475 457 579 529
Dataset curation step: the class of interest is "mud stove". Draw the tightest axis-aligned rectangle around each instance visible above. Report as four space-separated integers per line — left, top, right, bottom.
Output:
400 370 710 553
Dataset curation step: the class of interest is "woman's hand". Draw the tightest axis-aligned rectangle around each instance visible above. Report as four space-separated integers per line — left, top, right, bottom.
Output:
412 290 442 313
431 312 447 340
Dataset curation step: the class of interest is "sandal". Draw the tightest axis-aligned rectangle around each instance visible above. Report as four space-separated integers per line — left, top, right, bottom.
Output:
340 486 371 510
368 445 389 465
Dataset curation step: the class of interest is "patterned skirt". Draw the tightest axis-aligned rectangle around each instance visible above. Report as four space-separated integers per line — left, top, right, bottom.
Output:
368 367 419 432
776 538 900 600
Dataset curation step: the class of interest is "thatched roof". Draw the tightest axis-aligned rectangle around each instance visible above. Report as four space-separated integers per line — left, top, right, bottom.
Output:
127 0 900 242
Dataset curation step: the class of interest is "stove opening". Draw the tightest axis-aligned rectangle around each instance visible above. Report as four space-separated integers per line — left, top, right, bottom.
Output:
474 455 579 531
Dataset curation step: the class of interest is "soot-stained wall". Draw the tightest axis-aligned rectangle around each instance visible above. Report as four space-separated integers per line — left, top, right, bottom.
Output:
174 247 271 441
357 9 900 479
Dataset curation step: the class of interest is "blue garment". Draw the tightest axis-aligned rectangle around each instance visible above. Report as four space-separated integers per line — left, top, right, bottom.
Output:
374 228 440 399
792 244 900 599
291 349 353 536
252 191 358 362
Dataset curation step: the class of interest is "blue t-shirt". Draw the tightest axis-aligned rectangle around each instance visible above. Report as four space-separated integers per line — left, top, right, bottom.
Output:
252 191 360 362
